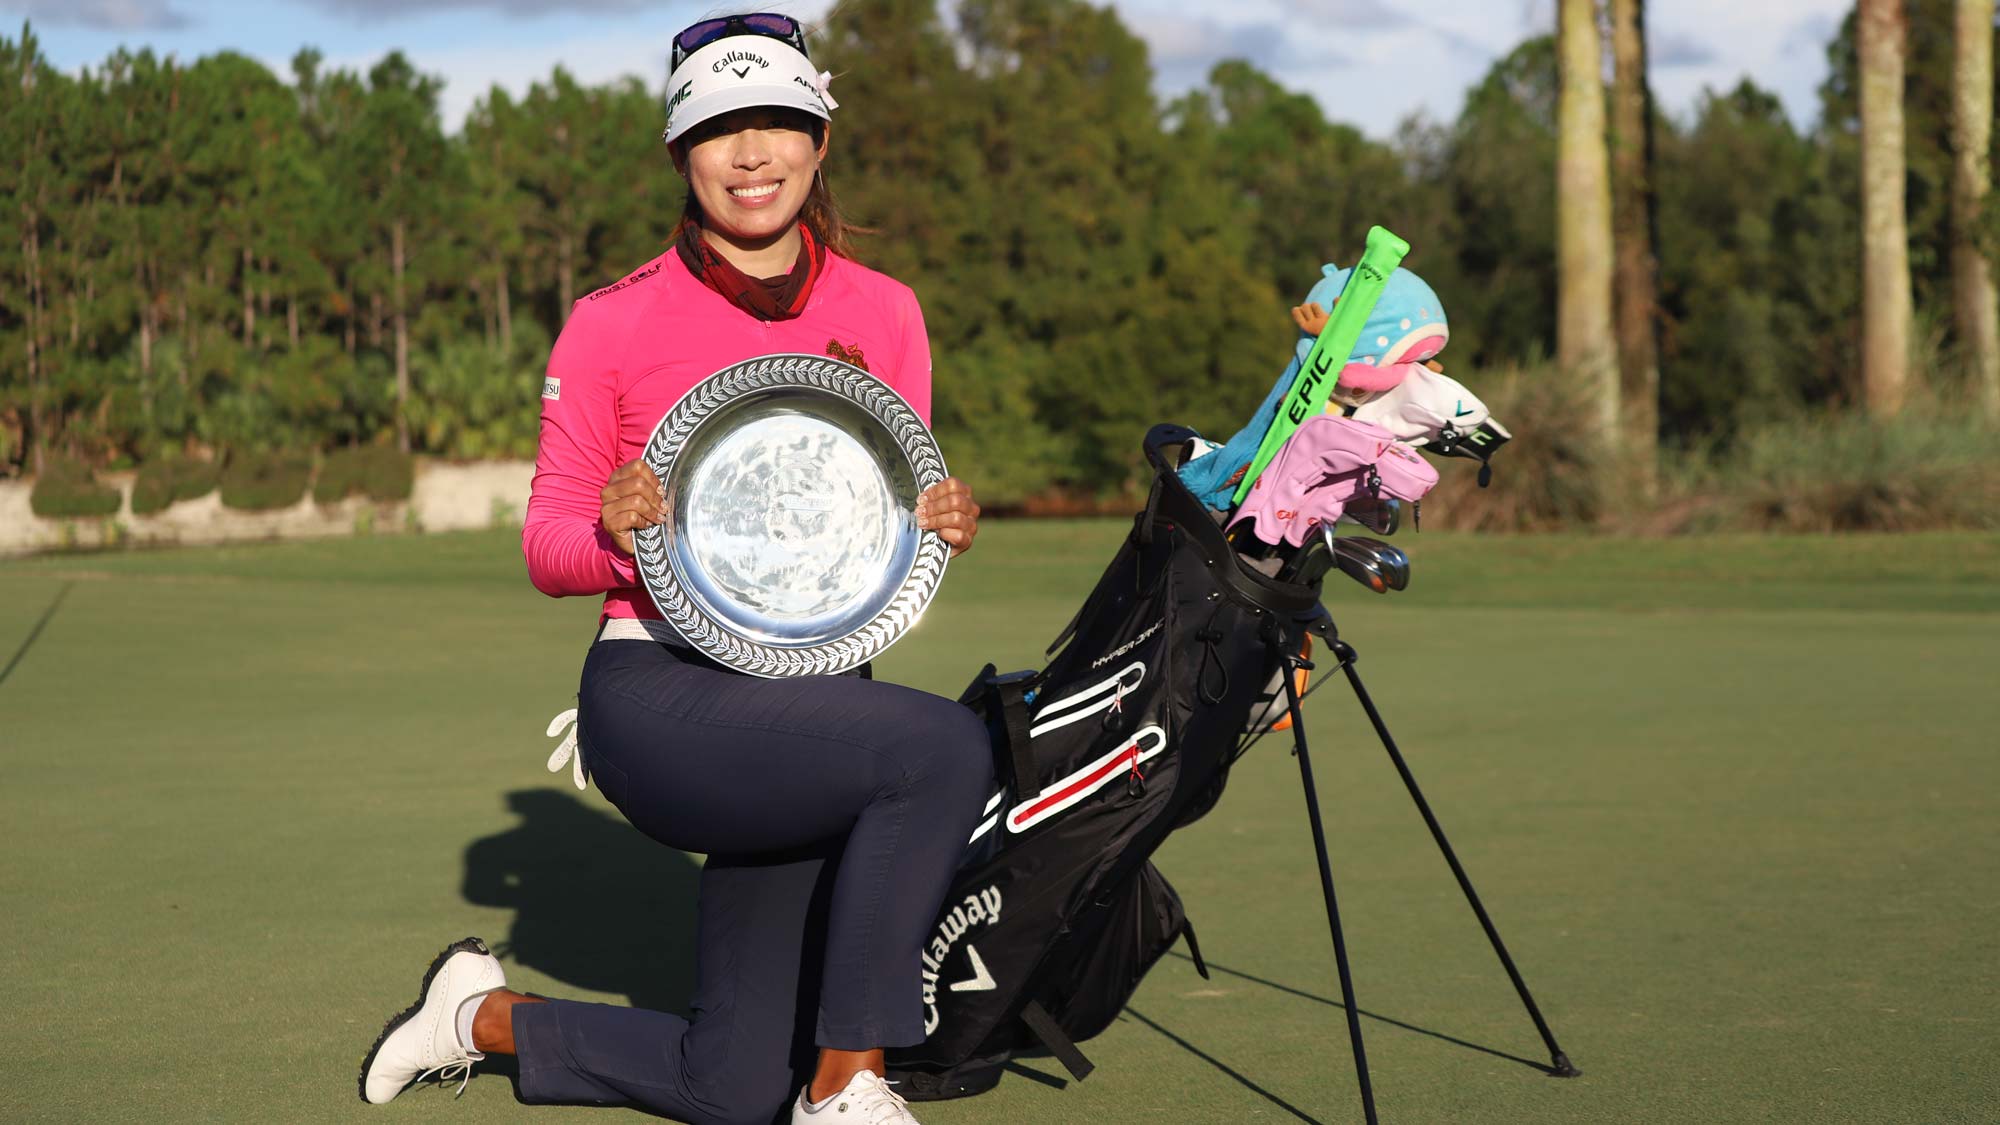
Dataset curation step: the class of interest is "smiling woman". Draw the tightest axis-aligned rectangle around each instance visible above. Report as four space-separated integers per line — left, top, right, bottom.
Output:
662 16 859 279
678 106 829 263
354 12 990 1125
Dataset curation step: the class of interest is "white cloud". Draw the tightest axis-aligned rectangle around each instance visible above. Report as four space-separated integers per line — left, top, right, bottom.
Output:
1111 0 1524 136
292 0 838 133
16 0 190 30
1284 0 1413 27
1781 10 1845 57
1645 0 1850 128
202 0 1859 141
306 0 645 12
1116 0 1851 138
1140 12 1321 93
426 34 668 129
1651 30 1720 70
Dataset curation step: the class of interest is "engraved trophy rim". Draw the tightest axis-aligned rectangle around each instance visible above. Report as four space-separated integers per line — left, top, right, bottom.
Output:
632 353 950 677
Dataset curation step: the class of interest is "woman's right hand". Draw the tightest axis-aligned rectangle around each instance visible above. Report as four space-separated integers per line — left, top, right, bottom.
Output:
600 459 666 556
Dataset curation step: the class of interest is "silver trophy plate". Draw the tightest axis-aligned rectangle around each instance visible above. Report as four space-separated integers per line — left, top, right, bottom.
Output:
632 353 949 677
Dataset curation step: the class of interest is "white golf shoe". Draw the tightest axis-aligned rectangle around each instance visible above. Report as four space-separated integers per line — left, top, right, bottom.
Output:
792 1069 923 1124
358 937 507 1104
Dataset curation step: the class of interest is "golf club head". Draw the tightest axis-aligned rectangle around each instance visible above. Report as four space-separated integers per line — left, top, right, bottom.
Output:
1341 497 1401 536
1326 532 1391 594
1339 536 1410 591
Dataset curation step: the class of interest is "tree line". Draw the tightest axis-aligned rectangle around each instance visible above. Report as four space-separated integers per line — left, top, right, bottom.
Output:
1 0 1995 505
1550 0 1997 497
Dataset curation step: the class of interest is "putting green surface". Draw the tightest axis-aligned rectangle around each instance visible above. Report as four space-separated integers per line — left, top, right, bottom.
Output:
2 525 1996 1124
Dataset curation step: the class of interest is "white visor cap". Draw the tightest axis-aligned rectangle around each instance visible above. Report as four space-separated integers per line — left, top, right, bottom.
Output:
663 34 836 146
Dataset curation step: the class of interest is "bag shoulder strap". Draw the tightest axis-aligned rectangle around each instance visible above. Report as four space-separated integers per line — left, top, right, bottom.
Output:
1019 1000 1096 1081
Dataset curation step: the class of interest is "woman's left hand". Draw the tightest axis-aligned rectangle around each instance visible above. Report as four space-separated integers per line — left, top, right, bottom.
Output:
917 477 980 557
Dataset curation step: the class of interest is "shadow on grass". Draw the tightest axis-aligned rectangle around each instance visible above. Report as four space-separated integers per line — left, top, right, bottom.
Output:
1164 950 1563 1075
0 580 71 690
1124 1007 1326 1124
461 788 702 1015
459 790 847 1111
1000 1060 1070 1090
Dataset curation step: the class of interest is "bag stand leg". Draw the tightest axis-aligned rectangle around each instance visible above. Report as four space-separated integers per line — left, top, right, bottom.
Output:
1279 654 1378 1125
1324 638 1582 1081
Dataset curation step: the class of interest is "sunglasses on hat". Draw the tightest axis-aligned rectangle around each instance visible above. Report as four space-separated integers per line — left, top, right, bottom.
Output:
671 12 810 72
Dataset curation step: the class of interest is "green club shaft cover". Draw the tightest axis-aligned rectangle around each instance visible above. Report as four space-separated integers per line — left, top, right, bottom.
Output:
1231 225 1412 506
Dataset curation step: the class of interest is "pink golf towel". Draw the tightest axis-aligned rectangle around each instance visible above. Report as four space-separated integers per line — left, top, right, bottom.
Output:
1227 416 1439 548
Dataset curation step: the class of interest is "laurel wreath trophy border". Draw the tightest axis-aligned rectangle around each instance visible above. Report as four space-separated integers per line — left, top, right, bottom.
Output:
632 353 950 678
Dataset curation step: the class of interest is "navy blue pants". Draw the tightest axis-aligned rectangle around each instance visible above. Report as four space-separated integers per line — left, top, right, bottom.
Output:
512 637 993 1125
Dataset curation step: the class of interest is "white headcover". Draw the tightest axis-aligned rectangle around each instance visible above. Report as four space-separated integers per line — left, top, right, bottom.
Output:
1350 365 1492 446
663 34 837 146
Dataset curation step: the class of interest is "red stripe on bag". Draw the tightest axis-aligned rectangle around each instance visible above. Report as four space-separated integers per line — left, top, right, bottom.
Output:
1011 750 1135 828
1005 726 1165 834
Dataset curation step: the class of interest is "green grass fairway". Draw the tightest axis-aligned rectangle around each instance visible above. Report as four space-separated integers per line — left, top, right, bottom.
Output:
3 526 1997 1124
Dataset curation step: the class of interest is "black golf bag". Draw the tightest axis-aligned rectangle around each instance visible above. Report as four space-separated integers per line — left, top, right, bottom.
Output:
886 425 1330 1100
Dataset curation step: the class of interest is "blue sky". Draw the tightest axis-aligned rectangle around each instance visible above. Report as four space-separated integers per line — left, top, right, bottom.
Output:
4 0 1855 139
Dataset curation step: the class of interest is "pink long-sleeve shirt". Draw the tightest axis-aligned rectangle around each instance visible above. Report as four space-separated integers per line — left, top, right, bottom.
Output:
522 248 933 621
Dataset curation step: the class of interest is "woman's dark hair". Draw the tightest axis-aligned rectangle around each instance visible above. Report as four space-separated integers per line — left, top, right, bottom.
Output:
673 121 868 261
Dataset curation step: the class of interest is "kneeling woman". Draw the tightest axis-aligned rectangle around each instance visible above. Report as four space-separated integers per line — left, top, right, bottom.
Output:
359 15 991 1124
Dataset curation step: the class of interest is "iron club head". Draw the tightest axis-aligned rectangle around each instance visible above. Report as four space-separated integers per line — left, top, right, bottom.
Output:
1324 529 1391 594
1341 497 1401 536
1337 536 1410 591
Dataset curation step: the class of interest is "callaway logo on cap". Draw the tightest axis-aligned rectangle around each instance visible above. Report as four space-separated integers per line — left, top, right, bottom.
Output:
662 33 839 146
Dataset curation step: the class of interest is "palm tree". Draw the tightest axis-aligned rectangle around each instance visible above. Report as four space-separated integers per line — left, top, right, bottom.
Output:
1950 0 1998 419
1859 0 1914 416
1610 0 1659 484
1557 0 1619 440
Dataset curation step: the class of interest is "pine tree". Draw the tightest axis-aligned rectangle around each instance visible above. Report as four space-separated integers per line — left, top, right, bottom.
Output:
356 53 450 452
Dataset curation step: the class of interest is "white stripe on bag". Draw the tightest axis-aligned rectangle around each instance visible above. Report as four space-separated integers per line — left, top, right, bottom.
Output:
1028 662 1144 738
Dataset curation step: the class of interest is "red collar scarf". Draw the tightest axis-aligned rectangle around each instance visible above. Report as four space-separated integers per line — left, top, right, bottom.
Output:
675 220 825 321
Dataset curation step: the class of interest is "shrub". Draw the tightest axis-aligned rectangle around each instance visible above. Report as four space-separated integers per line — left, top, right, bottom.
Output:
1662 402 2000 534
29 457 121 518
314 446 415 504
174 459 220 502
131 457 221 516
131 466 173 516
1419 359 1609 532
407 336 545 460
219 451 313 512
